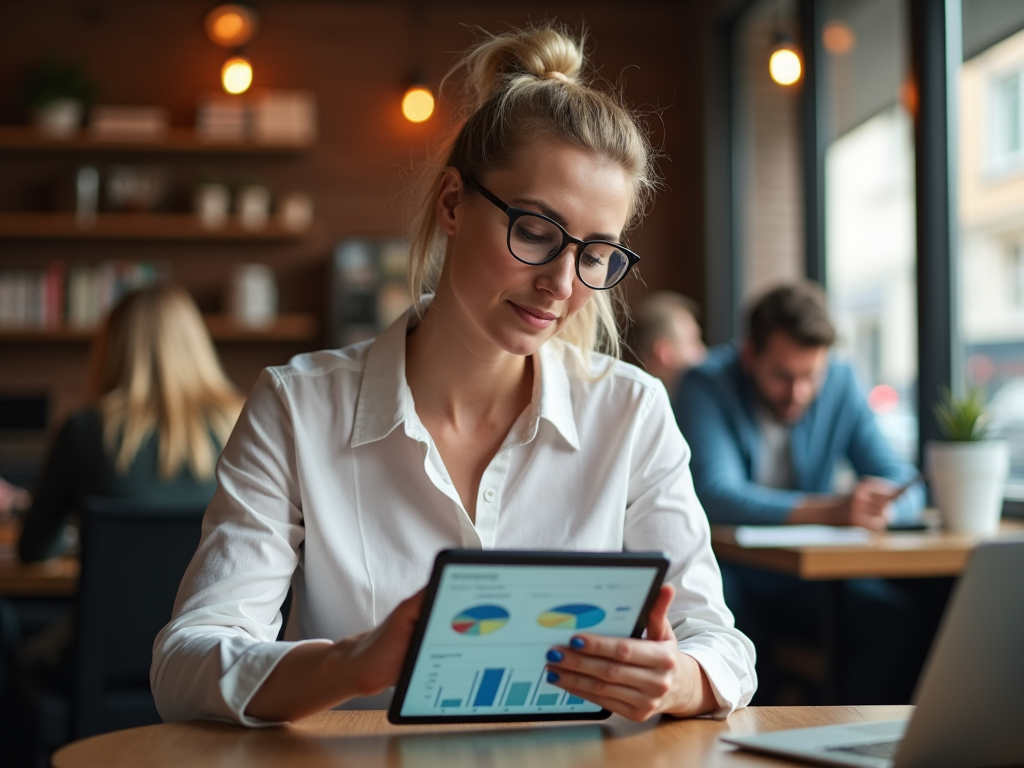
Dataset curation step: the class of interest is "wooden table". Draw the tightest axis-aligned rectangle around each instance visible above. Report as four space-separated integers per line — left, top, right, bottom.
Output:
710 519 1024 580
0 519 78 597
710 519 1024 701
52 706 912 768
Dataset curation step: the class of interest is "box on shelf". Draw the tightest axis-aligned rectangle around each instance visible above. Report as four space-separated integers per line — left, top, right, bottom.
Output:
196 93 248 143
252 90 317 145
194 90 317 145
89 105 169 142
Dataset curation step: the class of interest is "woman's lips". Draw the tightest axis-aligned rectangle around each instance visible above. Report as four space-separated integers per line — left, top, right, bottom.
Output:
510 301 557 329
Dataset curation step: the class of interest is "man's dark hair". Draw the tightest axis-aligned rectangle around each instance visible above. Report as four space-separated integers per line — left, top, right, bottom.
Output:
632 291 701 361
746 282 836 352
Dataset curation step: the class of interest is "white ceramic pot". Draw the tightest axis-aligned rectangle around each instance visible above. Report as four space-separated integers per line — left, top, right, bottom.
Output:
193 183 230 230
227 263 278 329
925 440 1010 534
33 98 84 138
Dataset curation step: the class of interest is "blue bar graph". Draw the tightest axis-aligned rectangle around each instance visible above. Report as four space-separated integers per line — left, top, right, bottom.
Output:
440 698 462 707
566 695 585 705
504 682 532 706
472 668 505 707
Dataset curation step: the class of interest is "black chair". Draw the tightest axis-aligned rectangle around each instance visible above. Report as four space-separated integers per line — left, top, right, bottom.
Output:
22 498 206 765
72 497 206 738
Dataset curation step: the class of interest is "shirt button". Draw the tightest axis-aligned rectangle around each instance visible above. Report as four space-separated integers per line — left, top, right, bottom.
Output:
483 488 496 503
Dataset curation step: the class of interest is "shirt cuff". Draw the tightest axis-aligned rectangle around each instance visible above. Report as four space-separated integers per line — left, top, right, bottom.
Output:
219 638 331 727
677 644 750 719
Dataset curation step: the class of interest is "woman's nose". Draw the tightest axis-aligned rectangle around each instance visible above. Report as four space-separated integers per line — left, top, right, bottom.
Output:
535 248 577 300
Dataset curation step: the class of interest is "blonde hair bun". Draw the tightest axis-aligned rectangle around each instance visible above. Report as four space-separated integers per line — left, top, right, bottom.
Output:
409 21 660 365
460 25 584 109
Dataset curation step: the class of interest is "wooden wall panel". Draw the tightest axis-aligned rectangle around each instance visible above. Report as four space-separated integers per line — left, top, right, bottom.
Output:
0 0 708 426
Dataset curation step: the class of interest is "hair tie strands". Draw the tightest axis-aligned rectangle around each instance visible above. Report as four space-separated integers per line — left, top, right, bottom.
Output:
543 70 571 83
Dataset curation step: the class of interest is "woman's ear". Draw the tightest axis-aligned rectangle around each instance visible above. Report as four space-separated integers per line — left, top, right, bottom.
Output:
436 169 463 236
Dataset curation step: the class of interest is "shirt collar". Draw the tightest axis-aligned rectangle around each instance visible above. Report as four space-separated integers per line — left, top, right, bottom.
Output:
351 305 581 452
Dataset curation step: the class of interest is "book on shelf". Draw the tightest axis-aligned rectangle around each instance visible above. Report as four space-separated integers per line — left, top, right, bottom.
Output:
0 260 166 331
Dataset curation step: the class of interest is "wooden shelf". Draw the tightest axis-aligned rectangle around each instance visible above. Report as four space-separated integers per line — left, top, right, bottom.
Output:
0 313 318 343
0 125 311 154
0 213 305 241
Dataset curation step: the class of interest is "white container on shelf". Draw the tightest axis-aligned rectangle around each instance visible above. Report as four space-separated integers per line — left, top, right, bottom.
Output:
193 182 230 230
278 191 313 232
237 184 271 230
227 263 278 329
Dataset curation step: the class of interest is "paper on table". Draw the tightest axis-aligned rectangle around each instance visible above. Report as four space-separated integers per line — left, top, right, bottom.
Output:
733 525 873 548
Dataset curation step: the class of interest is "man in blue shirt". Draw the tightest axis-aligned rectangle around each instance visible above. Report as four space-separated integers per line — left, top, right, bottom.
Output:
674 282 939 704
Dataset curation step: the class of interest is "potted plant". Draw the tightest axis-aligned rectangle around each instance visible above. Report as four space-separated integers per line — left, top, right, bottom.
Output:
925 387 1010 534
20 57 97 138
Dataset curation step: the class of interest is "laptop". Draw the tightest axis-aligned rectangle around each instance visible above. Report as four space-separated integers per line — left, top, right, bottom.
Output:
721 537 1024 768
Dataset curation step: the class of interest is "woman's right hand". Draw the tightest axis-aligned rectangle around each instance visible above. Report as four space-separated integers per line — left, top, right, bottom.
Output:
245 588 425 722
333 588 426 697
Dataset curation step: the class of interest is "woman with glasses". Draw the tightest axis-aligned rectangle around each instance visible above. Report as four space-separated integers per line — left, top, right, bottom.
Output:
153 23 755 726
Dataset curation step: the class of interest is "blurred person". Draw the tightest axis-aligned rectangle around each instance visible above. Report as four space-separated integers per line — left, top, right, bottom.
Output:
633 291 707 393
674 282 938 704
18 284 244 562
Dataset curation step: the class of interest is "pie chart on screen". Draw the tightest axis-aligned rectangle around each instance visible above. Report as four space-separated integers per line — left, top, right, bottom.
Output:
451 605 510 636
537 604 606 630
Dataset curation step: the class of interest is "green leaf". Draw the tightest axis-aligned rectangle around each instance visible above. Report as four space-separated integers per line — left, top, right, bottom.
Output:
933 386 990 441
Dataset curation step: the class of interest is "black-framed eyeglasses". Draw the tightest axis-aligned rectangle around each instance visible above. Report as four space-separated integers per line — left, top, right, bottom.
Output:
462 175 640 290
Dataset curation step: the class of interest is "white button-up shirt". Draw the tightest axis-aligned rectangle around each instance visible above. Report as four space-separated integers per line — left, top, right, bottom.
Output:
151 308 756 725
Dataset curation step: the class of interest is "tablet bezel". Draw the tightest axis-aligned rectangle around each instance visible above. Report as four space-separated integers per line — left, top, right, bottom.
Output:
387 549 670 725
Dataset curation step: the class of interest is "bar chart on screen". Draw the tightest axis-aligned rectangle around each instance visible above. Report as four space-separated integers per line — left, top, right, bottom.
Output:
399 563 660 717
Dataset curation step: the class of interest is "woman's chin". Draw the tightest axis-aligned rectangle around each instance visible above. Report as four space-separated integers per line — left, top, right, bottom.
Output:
490 326 553 358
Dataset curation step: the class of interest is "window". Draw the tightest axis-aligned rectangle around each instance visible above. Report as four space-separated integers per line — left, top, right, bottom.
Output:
960 22 1024 496
1012 242 1024 308
823 0 918 462
990 69 1022 172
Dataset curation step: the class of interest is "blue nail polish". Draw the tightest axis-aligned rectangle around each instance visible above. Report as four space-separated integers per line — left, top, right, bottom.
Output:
570 637 585 649
546 649 563 663
547 671 560 683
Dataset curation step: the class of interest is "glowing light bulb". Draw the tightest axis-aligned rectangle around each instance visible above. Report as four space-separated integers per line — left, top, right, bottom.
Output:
769 47 802 86
222 56 253 94
402 86 435 123
205 4 259 47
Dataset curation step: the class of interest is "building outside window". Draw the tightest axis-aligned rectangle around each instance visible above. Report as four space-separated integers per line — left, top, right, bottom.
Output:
960 23 1024 495
823 0 918 462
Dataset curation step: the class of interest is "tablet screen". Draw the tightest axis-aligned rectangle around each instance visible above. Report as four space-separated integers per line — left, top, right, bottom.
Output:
398 562 660 718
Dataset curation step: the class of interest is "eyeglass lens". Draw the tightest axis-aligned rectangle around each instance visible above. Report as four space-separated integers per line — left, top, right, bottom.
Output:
509 213 631 289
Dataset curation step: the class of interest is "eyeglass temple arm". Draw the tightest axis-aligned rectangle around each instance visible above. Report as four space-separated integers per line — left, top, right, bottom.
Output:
461 174 510 213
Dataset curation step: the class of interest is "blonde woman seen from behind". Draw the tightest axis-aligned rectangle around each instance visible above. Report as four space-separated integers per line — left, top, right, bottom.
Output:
153 23 755 726
18 284 243 562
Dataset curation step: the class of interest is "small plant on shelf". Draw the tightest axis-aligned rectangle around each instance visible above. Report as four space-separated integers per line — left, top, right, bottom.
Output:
933 386 989 441
19 57 98 138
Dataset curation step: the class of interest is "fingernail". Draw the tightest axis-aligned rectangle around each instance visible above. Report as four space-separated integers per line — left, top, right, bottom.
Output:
570 637 585 649
547 671 560 683
546 649 563 663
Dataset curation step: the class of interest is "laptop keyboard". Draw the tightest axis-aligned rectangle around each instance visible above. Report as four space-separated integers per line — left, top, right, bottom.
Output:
826 740 902 759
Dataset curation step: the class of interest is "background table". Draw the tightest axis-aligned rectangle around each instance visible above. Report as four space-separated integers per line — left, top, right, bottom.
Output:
0 519 78 597
52 706 912 768
710 519 1024 701
710 520 1024 580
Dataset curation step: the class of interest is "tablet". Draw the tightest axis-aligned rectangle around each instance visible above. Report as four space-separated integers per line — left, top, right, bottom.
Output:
388 549 669 724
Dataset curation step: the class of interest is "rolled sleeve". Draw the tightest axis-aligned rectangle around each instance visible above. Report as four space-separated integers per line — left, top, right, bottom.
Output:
624 386 757 716
151 369 308 725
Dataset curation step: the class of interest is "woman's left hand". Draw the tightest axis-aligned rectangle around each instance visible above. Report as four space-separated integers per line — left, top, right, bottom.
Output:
543 584 716 722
